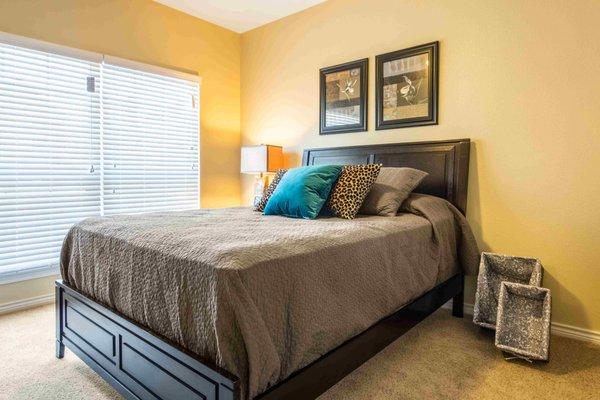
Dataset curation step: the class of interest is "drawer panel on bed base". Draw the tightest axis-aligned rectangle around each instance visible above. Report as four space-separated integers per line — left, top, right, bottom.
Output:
119 331 217 400
63 296 117 365
57 282 237 400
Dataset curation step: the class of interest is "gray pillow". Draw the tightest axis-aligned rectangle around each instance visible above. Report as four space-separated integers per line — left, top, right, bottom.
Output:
359 167 428 216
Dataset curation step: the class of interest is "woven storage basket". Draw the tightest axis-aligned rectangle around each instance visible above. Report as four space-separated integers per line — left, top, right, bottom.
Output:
495 282 551 361
473 252 543 329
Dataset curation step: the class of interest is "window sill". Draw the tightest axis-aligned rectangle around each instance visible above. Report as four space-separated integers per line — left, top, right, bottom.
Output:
0 266 60 285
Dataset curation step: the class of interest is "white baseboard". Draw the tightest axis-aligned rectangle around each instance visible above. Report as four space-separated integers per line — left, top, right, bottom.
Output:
462 302 474 315
0 293 54 316
442 300 473 315
443 301 600 346
551 322 600 345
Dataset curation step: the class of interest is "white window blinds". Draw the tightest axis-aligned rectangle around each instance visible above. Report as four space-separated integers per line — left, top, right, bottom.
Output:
0 42 101 279
0 36 199 282
101 63 199 215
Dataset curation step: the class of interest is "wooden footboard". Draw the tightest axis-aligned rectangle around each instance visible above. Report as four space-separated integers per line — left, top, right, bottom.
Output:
56 274 463 400
55 280 238 400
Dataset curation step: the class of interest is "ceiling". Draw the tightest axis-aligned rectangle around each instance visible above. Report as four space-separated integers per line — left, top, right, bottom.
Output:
155 0 326 33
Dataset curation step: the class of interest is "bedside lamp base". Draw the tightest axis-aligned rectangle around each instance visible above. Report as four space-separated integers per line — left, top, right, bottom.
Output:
252 173 267 207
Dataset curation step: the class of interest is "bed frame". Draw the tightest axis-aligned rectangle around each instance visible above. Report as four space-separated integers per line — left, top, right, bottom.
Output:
56 138 471 400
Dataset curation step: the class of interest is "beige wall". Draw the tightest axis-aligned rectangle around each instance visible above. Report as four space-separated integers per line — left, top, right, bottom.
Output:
242 0 600 330
0 275 58 308
0 0 241 306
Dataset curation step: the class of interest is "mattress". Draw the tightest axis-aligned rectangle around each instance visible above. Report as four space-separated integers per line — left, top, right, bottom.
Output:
60 194 479 399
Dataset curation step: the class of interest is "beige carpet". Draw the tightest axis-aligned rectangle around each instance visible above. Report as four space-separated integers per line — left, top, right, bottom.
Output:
1 305 599 400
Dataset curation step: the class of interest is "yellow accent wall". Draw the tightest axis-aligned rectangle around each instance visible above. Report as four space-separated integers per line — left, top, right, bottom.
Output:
241 0 600 330
0 0 241 305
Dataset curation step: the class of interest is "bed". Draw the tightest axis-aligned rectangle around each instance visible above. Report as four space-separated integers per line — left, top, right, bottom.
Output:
56 139 475 400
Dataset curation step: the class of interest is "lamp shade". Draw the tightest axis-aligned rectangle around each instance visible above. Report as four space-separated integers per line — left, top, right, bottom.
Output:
240 145 283 174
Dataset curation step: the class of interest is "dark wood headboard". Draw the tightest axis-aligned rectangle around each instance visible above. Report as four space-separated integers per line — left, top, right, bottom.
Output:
302 139 471 214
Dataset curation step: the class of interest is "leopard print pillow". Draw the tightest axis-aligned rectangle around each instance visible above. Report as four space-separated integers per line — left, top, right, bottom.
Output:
327 164 381 219
254 169 287 212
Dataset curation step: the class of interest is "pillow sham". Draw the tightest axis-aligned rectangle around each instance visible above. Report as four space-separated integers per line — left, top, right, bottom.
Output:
326 164 382 219
359 167 428 216
254 169 287 212
264 165 342 219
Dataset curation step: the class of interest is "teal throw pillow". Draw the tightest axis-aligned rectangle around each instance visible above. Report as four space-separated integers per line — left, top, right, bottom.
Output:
263 165 342 219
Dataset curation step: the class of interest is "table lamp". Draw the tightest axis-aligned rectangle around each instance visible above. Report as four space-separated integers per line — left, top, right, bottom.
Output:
241 144 283 206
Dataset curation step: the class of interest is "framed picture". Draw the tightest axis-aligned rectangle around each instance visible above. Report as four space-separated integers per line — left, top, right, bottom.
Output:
319 58 368 134
376 41 438 130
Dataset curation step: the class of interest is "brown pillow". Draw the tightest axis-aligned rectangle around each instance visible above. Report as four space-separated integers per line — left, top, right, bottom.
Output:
327 164 381 219
359 167 428 216
254 169 287 212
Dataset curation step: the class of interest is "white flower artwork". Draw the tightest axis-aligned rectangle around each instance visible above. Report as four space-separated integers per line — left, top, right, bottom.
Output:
376 42 438 129
320 59 368 134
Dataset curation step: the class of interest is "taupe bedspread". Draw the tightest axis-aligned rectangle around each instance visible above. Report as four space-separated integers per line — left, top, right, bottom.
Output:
60 195 479 399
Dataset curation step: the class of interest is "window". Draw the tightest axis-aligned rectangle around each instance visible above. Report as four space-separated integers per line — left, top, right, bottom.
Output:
101 62 199 215
0 34 199 283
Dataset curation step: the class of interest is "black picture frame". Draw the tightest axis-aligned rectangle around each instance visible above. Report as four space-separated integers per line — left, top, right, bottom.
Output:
319 58 368 135
376 41 439 130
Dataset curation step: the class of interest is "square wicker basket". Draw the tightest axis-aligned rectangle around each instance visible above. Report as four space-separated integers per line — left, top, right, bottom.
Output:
473 252 543 329
495 282 551 361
